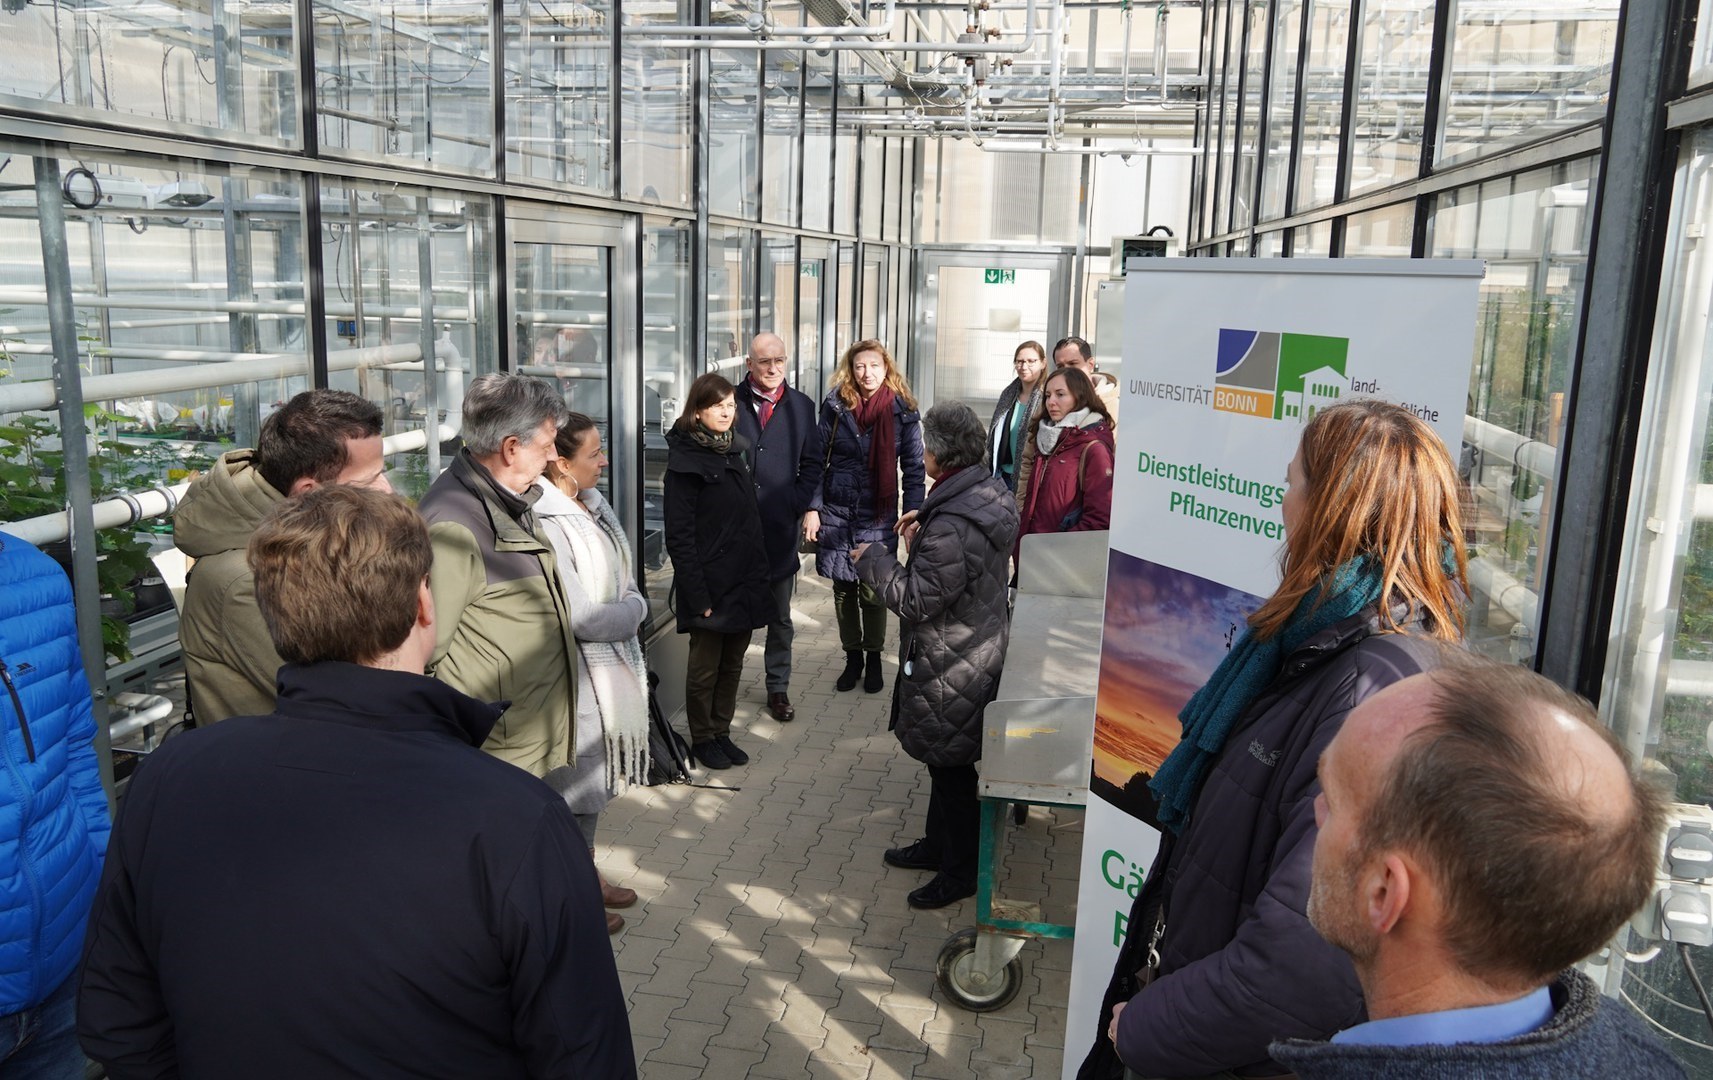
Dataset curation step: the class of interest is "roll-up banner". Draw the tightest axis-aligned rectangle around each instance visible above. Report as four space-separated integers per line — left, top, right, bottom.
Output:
1063 259 1483 1076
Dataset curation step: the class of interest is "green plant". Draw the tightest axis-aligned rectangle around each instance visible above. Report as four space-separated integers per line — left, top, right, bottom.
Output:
0 407 160 662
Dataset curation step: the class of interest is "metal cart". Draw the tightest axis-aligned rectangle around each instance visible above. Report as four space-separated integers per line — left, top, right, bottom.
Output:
936 532 1106 1011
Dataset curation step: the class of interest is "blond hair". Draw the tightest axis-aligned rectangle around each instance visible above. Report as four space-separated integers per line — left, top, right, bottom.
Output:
833 339 917 411
1250 400 1467 641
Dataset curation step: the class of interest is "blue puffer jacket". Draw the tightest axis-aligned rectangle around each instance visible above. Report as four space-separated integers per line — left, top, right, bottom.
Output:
0 534 111 1013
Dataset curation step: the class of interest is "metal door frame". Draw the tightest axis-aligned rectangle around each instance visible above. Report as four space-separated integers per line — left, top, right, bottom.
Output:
503 203 641 569
912 249 1073 409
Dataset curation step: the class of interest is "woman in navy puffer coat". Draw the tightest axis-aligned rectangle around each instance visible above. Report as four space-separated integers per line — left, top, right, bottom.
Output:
1080 401 1469 1080
802 339 925 695
0 533 111 1071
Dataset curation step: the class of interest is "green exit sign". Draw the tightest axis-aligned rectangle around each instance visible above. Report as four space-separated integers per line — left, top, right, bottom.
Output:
802 262 820 278
984 268 1016 285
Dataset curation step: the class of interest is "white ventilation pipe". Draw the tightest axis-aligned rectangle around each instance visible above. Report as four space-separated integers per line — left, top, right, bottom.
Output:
0 343 423 416
0 333 468 547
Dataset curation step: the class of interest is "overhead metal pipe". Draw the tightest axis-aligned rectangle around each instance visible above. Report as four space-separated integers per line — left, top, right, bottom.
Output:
628 0 898 39
645 0 1034 52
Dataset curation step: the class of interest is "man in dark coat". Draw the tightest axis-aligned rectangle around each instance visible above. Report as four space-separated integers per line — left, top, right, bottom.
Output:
855 401 1017 909
78 486 634 1080
1268 660 1683 1080
733 332 824 723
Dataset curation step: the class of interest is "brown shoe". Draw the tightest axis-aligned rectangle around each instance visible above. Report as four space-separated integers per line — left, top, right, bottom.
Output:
606 910 625 934
768 691 796 723
601 878 638 909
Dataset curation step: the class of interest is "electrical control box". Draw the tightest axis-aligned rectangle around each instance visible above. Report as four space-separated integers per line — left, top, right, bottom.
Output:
1633 802 1713 946
1110 234 1174 277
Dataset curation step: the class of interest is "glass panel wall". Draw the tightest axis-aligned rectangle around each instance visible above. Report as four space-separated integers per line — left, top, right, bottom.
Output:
621 0 694 205
709 49 760 219
514 241 610 430
1599 126 1713 1077
1231 0 1268 230
861 133 885 240
320 180 497 498
709 225 756 375
758 234 798 359
802 55 835 234
1348 0 1434 195
1296 218 1335 254
313 1 494 173
1343 200 1413 256
1437 0 1619 165
1261 0 1305 221
641 218 692 633
1296 0 1352 212
505 0 614 194
0 148 308 661
1429 157 1596 665
761 41 803 227
0 3 298 145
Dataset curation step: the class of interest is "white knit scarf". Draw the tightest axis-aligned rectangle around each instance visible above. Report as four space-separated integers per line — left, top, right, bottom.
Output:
539 484 650 793
1036 407 1099 457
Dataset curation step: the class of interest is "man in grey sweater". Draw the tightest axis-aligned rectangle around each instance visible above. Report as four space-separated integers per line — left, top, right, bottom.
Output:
1267 658 1685 1079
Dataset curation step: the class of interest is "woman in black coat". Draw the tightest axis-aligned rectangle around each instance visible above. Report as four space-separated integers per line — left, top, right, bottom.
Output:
854 401 1018 910
663 373 773 771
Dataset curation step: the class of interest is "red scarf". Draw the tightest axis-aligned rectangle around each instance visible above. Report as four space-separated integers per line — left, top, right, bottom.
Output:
747 377 785 428
852 385 898 523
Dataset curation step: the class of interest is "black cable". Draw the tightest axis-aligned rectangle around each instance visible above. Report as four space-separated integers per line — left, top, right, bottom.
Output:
60 166 100 210
1679 942 1713 1040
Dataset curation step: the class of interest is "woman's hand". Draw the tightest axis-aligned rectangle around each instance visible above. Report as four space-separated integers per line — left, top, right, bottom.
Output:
851 541 872 564
1107 1001 1126 1046
802 509 821 542
895 509 921 546
701 608 713 618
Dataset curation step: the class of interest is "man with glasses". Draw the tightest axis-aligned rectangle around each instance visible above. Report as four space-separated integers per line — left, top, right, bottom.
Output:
734 332 824 724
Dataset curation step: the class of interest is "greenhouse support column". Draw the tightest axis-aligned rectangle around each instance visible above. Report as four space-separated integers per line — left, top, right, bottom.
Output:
33 155 115 805
417 197 440 477
1537 0 1696 699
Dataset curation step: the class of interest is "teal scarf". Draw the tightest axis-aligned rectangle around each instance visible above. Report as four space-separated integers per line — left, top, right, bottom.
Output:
1148 556 1387 834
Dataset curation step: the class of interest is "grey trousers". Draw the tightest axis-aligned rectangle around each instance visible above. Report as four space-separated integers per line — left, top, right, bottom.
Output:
764 573 796 693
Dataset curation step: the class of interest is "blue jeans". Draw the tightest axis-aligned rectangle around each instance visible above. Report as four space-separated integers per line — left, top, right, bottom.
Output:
0 974 85 1080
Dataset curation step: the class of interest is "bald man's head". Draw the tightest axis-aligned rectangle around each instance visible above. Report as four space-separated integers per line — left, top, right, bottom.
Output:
748 333 788 391
1330 660 1664 989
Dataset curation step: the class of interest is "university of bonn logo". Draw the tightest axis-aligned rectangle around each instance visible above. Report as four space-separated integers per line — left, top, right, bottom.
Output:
1214 329 1350 423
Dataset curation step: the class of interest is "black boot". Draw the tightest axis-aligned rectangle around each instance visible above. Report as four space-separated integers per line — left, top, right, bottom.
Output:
835 651 863 692
864 651 885 693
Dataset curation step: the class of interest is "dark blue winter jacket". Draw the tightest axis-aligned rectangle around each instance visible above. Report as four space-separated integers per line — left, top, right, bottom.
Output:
733 376 823 584
0 533 111 1014
1082 609 1444 1079
808 390 925 583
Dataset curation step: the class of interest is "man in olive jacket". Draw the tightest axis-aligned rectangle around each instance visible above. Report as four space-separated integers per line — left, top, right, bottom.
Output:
418 373 578 778
174 390 388 723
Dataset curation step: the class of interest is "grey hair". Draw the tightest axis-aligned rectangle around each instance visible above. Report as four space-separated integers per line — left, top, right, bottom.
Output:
461 373 570 457
921 400 989 472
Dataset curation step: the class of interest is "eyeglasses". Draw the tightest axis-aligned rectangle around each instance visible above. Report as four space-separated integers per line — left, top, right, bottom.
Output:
1014 356 1045 366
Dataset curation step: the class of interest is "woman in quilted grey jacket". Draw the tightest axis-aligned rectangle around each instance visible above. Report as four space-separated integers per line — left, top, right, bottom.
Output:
854 401 1019 910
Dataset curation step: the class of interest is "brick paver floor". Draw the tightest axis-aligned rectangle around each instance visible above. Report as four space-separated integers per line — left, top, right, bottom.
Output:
597 566 1085 1079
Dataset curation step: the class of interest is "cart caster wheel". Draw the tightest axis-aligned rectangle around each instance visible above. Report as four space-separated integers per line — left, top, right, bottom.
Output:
936 928 1023 1012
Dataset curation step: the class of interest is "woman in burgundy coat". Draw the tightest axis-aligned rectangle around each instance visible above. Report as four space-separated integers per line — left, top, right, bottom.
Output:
1016 366 1116 548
